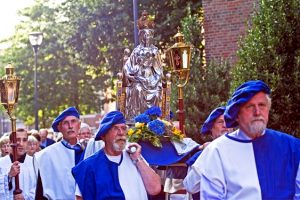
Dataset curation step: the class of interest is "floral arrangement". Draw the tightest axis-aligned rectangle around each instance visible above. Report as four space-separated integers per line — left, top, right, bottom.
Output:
127 106 184 148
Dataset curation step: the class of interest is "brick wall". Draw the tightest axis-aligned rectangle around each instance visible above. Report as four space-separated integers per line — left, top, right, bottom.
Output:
203 0 257 64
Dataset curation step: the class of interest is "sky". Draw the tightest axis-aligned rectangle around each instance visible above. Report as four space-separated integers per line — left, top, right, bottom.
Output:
0 0 35 40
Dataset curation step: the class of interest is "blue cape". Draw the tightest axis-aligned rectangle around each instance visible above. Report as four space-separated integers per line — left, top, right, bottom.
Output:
95 111 126 140
72 149 125 200
225 129 300 198
201 106 226 135
139 140 198 166
51 107 80 132
224 80 271 128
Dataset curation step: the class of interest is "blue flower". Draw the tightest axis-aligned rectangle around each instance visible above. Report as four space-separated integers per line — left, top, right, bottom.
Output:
144 106 162 117
148 119 165 135
134 114 151 124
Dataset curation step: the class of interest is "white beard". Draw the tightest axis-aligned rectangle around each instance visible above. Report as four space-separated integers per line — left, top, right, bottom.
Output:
112 139 126 152
249 120 266 135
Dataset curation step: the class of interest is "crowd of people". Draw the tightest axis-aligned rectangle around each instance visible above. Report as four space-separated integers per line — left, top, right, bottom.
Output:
0 80 299 200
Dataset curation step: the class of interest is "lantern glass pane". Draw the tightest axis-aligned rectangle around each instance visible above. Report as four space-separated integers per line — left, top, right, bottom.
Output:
182 50 188 69
0 81 7 104
7 81 16 105
172 48 182 70
29 32 43 46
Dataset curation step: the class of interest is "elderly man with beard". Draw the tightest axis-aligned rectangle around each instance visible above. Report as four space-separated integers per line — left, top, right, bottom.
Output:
192 80 300 199
34 107 84 200
72 111 161 200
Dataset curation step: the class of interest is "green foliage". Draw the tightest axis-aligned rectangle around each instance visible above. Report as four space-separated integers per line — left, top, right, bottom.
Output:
168 5 233 143
182 58 233 143
127 117 184 148
0 0 203 129
234 0 300 137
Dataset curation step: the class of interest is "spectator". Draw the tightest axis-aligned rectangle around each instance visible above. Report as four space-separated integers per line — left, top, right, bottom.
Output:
78 123 93 149
27 135 41 156
39 128 55 149
0 135 11 157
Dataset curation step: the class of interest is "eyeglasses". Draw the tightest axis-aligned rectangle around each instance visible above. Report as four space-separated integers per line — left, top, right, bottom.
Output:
1 144 10 149
111 125 127 133
80 131 91 135
28 143 38 147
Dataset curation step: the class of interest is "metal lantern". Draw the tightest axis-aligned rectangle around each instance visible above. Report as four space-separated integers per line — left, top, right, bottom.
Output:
166 28 192 134
0 64 22 195
28 32 43 50
29 31 43 130
0 64 21 114
167 29 192 72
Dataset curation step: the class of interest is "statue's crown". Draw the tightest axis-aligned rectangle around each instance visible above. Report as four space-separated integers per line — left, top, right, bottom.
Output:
137 10 155 30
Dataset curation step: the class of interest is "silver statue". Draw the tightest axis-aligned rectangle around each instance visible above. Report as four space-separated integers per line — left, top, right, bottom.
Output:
123 11 163 120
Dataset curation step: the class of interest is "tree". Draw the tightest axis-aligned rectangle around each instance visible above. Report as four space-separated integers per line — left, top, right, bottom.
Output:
0 0 103 127
234 0 300 137
0 0 204 128
167 6 233 143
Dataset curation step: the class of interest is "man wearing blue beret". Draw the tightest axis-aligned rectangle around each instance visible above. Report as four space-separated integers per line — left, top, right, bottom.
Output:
183 106 232 199
34 107 84 200
72 110 161 200
193 80 300 199
201 106 230 140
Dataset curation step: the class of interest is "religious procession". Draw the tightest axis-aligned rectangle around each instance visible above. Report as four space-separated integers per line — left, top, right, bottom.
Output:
0 1 299 200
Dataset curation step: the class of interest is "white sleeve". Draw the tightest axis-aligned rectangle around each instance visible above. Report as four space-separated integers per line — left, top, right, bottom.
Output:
0 172 13 200
183 166 200 194
195 146 226 199
200 174 225 199
83 139 104 160
75 183 82 197
295 163 300 199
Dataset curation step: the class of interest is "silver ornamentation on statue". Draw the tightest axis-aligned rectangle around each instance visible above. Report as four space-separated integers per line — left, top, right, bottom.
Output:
123 11 163 121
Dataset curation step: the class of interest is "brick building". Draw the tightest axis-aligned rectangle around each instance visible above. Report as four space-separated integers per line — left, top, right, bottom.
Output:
202 0 257 64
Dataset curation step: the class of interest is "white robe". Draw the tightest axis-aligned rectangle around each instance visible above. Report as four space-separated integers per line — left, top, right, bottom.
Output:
108 151 148 200
83 138 104 159
0 155 36 200
74 150 148 200
188 129 300 199
183 166 200 194
34 142 76 200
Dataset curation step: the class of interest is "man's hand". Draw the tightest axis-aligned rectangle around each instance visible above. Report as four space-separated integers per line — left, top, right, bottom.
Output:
13 193 25 200
199 142 211 150
127 143 142 162
8 161 20 177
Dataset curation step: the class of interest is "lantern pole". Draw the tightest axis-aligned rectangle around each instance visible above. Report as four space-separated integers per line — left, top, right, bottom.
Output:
0 64 22 195
166 28 192 134
29 32 43 130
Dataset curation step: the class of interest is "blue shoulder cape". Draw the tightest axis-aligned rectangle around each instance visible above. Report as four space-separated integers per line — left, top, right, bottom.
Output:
72 149 125 200
252 129 300 199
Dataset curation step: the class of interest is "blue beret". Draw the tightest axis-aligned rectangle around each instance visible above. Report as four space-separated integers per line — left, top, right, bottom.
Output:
52 107 80 132
201 106 226 135
224 80 271 128
95 111 126 140
169 111 174 120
